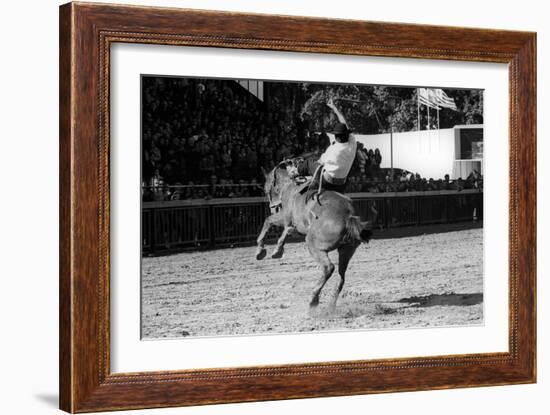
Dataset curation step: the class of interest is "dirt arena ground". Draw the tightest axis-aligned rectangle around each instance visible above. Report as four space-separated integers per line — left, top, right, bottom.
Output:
141 228 483 339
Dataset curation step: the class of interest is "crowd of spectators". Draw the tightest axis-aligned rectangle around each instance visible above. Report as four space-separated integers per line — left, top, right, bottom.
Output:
144 171 482 202
352 142 383 178
143 171 265 202
346 171 483 193
142 77 482 202
142 77 313 186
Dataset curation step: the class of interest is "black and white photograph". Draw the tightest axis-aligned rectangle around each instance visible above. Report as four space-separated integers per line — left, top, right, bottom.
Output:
140 76 484 339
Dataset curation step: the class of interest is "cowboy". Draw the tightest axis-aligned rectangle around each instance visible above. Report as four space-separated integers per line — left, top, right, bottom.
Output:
313 97 358 194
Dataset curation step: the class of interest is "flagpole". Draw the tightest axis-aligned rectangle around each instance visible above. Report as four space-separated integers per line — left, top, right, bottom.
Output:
417 89 422 152
427 98 430 153
437 107 441 151
417 90 421 153
428 100 432 153
427 100 430 130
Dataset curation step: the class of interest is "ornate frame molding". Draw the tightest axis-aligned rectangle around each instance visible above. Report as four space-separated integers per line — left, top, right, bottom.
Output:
60 2 536 412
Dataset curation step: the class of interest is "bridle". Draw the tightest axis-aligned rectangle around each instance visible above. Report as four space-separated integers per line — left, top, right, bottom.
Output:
266 161 289 212
269 198 282 213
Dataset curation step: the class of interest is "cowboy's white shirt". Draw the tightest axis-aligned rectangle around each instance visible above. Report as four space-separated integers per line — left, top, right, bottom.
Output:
319 134 357 179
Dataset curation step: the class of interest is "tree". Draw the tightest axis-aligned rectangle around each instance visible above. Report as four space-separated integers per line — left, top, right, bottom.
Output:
269 82 484 135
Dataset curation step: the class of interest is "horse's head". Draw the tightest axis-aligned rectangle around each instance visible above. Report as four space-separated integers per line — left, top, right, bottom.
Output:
262 161 293 213
285 157 304 179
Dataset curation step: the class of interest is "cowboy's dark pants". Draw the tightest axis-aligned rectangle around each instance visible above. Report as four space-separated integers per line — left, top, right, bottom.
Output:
310 175 347 194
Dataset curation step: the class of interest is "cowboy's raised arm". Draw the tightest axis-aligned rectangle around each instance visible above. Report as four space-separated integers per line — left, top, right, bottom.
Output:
327 97 348 127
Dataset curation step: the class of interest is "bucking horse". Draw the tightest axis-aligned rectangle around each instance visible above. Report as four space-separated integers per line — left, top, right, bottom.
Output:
256 159 376 309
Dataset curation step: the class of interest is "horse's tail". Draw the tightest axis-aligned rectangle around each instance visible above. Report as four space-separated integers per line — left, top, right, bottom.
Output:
343 205 378 244
343 216 373 244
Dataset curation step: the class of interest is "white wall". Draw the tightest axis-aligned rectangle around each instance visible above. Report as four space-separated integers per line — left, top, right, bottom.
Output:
357 128 456 179
1 1 547 415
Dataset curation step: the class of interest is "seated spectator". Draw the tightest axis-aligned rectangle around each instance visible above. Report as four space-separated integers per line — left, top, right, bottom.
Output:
170 183 185 201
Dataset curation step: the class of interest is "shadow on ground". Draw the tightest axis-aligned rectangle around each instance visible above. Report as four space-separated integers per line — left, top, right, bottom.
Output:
398 293 483 307
35 393 58 408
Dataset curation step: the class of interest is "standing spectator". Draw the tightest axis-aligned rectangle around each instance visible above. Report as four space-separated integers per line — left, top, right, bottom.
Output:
199 155 215 179
443 174 452 190
374 148 382 171
150 169 164 200
220 145 232 179
245 145 258 177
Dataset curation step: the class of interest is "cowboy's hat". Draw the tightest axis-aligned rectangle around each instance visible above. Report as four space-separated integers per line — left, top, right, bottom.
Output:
330 122 352 135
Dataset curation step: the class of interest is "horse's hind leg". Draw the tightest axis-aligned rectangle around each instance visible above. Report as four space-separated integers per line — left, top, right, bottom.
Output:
255 213 281 260
307 237 335 308
331 243 359 310
271 225 293 258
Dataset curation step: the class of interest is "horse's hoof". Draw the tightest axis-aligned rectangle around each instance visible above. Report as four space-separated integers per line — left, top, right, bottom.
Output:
271 247 284 259
255 248 267 260
308 302 320 317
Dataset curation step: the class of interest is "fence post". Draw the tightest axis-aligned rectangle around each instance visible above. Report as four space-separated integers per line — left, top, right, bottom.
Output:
416 196 421 226
444 195 449 223
209 205 215 249
151 208 157 253
383 196 389 229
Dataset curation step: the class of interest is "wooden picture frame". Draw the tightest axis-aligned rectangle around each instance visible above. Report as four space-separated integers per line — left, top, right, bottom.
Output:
59 2 536 412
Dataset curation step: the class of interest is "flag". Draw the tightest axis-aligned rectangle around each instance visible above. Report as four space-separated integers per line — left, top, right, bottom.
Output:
418 88 440 109
418 88 457 110
434 89 458 110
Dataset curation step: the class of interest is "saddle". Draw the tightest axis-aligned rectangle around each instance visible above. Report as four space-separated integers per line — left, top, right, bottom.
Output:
291 165 341 207
292 176 322 211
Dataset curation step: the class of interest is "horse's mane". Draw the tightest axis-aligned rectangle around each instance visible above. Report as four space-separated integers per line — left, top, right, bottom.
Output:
282 152 321 178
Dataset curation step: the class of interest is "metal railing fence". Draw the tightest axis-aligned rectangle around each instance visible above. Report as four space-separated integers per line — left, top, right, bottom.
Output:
142 190 483 253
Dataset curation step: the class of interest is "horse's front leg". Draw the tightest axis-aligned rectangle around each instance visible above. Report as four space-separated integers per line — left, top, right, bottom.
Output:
271 225 294 259
256 213 282 260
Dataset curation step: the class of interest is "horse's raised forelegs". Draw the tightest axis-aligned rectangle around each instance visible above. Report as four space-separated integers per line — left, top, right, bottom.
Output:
307 236 335 308
330 243 359 311
271 225 294 259
255 212 283 260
